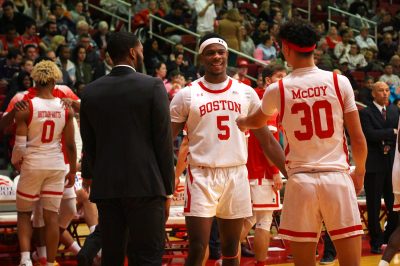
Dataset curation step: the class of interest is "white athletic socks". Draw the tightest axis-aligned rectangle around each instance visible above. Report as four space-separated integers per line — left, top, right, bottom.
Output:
68 241 81 255
378 260 389 266
89 225 96 234
37 246 47 259
20 251 31 264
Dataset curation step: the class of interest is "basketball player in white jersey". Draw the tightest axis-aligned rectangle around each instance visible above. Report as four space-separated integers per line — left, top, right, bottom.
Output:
170 33 286 266
379 119 400 266
12 60 77 266
236 19 368 266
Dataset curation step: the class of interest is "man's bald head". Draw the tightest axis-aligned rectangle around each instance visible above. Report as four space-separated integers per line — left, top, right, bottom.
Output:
372 81 389 106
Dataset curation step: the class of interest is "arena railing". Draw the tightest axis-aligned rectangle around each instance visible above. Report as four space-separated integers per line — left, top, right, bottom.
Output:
85 0 132 32
327 6 378 44
149 14 269 82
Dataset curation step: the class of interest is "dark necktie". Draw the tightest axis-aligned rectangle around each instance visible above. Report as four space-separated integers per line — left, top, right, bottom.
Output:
382 108 387 120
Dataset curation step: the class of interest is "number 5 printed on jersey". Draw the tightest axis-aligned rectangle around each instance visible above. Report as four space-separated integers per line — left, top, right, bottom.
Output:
217 115 230 140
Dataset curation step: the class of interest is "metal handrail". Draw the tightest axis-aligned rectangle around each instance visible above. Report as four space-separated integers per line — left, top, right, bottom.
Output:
327 6 377 44
85 1 132 32
149 13 269 76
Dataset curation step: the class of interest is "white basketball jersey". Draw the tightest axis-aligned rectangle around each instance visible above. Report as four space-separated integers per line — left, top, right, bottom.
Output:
278 69 354 174
23 97 67 170
392 119 400 194
185 77 259 167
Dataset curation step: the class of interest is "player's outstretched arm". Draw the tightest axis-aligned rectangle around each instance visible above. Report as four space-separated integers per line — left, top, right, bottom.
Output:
251 126 287 178
11 108 29 170
63 108 77 188
344 110 367 194
236 107 270 132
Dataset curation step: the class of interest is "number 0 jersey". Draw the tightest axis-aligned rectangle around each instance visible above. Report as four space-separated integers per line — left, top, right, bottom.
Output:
170 77 260 167
23 97 67 170
261 67 357 174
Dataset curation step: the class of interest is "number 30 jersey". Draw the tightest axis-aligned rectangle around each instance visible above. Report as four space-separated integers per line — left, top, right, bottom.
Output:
261 67 357 174
170 77 260 167
24 97 67 170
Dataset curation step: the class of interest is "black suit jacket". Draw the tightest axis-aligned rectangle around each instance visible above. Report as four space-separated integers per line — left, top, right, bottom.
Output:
80 66 174 201
360 103 399 173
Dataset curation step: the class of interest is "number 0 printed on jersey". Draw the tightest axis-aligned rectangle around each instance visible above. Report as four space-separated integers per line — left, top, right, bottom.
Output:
291 100 334 141
41 120 55 143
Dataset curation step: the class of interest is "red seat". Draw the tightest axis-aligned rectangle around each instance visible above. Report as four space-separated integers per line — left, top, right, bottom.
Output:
351 71 365 83
366 71 382 81
247 63 261 79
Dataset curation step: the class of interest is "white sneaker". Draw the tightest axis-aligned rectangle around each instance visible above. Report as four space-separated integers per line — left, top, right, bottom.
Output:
19 260 33 266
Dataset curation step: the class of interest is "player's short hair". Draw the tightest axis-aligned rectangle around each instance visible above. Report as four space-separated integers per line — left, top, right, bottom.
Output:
279 18 320 57
31 60 62 86
107 32 140 64
262 63 286 80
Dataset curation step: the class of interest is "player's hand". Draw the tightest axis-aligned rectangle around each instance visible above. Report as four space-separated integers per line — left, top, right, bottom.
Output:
350 167 365 195
64 171 76 188
272 173 283 192
236 116 247 132
82 178 92 194
60 98 74 109
14 100 29 112
165 197 172 224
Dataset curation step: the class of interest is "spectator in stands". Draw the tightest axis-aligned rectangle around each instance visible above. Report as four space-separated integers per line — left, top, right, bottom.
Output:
16 21 41 52
379 33 398 64
378 13 397 40
258 1 272 24
73 45 93 85
153 62 171 93
195 0 217 37
339 58 359 90
167 51 196 82
216 8 242 66
19 58 34 75
213 0 227 19
390 55 400 76
56 44 76 84
269 23 281 54
358 75 375 106
270 9 284 26
0 1 34 35
93 52 113 81
236 58 252 87
334 28 352 60
325 26 341 50
253 34 277 65
0 49 22 82
252 20 269 47
355 26 378 52
69 20 97 51
380 64 400 88
39 21 59 52
24 0 48 28
349 5 369 31
240 25 255 57
92 21 110 54
23 44 39 62
168 69 185 100
315 21 327 39
0 25 20 57
372 8 387 25
314 48 335 71
70 1 92 24
3 71 32 111
342 44 367 70
49 35 66 56
144 38 165 76
50 3 75 41
77 33 100 70
162 3 188 44
363 49 384 72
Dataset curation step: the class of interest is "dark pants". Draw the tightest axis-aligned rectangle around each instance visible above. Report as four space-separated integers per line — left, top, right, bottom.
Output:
364 170 398 248
323 233 336 257
97 197 166 266
77 225 102 266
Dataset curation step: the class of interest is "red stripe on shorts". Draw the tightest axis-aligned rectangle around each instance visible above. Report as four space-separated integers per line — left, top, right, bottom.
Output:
279 228 318 238
184 167 193 213
17 190 40 199
329 224 363 236
41 190 63 196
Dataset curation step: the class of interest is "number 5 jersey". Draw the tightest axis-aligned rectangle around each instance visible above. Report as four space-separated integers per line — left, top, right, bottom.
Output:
261 66 357 175
170 77 260 168
24 97 67 170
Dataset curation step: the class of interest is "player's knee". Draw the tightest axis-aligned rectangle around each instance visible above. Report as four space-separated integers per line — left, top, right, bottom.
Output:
255 210 273 231
16 198 35 212
189 241 208 256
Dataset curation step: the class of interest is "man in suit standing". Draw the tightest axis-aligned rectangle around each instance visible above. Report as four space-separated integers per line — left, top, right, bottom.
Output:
80 32 175 266
360 81 399 254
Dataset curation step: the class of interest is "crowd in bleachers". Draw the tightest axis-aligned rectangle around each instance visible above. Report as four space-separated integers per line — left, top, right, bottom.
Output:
0 0 399 166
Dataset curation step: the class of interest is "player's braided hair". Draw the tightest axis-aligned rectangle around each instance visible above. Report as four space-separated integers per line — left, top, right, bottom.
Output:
31 60 62 87
279 18 320 57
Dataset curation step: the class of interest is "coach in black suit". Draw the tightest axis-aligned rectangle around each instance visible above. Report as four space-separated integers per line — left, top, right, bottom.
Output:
80 32 174 266
360 81 399 254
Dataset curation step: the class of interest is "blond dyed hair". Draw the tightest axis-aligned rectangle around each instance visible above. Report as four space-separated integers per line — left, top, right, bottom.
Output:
31 60 62 86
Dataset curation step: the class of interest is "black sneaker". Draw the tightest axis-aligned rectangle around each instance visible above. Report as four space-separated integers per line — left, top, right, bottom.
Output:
319 254 336 265
241 243 255 257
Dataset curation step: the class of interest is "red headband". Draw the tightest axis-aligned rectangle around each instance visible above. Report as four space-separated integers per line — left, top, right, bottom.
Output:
282 39 316 52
